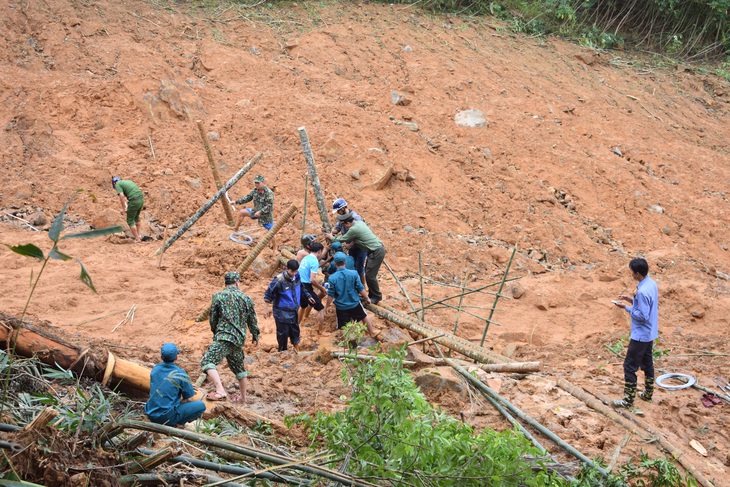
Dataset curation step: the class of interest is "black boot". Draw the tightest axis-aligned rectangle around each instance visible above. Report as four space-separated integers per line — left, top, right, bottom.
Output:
612 382 637 408
639 376 654 402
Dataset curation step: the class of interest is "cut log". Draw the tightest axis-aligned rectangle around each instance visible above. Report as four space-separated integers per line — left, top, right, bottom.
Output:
197 119 235 226
372 164 394 190
298 127 331 233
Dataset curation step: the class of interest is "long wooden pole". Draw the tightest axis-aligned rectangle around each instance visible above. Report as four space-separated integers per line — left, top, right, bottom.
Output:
383 260 417 313
196 204 298 322
196 120 235 226
413 277 521 314
298 127 331 233
118 420 379 487
418 252 425 322
158 153 262 255
480 247 517 346
301 173 309 236
448 359 609 478
374 302 513 363
364 303 511 365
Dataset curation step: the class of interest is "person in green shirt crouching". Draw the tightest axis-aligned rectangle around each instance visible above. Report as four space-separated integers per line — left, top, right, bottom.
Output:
112 176 144 243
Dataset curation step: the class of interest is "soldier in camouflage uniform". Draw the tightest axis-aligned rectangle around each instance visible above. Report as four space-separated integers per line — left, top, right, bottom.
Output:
201 271 260 403
234 174 276 250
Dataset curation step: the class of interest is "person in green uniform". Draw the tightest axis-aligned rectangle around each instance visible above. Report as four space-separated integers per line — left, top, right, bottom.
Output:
330 213 387 304
201 271 260 403
233 174 276 250
112 176 144 243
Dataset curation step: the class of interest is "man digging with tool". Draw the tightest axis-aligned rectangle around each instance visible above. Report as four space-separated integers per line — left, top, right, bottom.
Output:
112 176 144 243
611 258 658 410
234 174 276 250
202 271 260 403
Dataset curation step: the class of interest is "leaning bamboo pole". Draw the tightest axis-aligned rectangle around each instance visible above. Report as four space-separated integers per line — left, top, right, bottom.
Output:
196 203 298 321
558 379 715 487
117 420 379 487
481 247 517 346
364 303 510 365
158 153 262 255
448 359 609 478
196 120 235 226
372 303 514 364
298 127 331 233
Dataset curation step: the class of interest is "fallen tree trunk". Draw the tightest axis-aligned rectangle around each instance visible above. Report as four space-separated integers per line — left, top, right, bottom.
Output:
0 311 152 394
298 127 331 234
197 119 235 226
435 358 541 373
196 203 298 322
365 303 512 365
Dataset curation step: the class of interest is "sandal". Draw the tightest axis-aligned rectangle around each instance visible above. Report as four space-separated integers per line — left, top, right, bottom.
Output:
701 394 715 408
205 391 228 402
707 393 723 405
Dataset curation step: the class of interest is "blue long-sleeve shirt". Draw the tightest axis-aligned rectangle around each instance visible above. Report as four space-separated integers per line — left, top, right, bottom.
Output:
626 276 659 342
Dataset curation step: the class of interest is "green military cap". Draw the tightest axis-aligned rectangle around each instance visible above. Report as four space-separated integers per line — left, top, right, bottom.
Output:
224 271 240 284
253 175 265 183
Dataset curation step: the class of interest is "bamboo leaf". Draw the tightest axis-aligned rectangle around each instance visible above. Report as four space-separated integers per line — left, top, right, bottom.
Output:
61 226 123 240
76 258 97 293
49 192 80 243
0 479 48 487
4 244 45 261
49 247 73 262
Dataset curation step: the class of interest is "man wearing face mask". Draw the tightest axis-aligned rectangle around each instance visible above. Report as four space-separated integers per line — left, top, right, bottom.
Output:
263 259 314 352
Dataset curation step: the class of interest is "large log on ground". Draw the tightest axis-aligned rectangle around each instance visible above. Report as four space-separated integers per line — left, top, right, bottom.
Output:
365 303 512 365
0 311 153 393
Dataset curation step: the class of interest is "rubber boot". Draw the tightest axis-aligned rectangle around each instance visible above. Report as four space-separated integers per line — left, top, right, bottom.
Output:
639 376 654 402
612 382 637 408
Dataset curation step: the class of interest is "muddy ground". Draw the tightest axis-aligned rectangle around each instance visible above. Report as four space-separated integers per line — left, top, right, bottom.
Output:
0 0 729 483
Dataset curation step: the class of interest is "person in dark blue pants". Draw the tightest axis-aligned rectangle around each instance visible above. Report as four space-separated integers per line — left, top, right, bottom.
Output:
145 343 206 427
264 259 314 352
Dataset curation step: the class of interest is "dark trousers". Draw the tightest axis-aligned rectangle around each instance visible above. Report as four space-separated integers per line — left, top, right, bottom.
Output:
275 319 300 351
349 247 367 277
623 339 654 384
365 245 386 302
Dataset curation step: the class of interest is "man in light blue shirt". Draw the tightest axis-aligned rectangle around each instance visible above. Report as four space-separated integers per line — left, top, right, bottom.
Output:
612 258 659 408
298 242 327 325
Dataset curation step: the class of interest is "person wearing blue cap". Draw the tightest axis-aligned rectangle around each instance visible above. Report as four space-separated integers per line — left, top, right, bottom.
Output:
325 241 355 277
145 343 206 427
112 176 144 242
325 252 377 337
328 198 366 286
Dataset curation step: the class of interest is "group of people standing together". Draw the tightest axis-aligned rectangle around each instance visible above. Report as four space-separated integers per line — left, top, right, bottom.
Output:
142 174 387 427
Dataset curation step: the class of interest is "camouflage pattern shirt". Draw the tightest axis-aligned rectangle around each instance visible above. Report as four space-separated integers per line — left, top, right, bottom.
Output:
234 187 274 225
209 286 260 347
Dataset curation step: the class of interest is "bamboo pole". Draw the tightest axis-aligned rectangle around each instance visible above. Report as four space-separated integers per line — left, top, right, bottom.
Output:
196 120 235 226
135 448 308 485
364 303 510 365
481 247 517 346
118 420 379 487
383 260 417 312
374 303 514 363
412 293 492 323
302 173 309 235
126 445 180 474
196 203 298 321
448 360 609 478
413 276 521 314
434 359 541 373
158 153 262 255
561 380 716 487
298 127 331 233
607 433 632 473
119 473 244 487
418 252 425 322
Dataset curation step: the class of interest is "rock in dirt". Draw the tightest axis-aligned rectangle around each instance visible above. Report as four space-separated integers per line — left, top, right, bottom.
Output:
391 90 413 106
415 367 467 398
377 326 412 344
406 345 436 364
91 209 120 229
454 109 486 128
